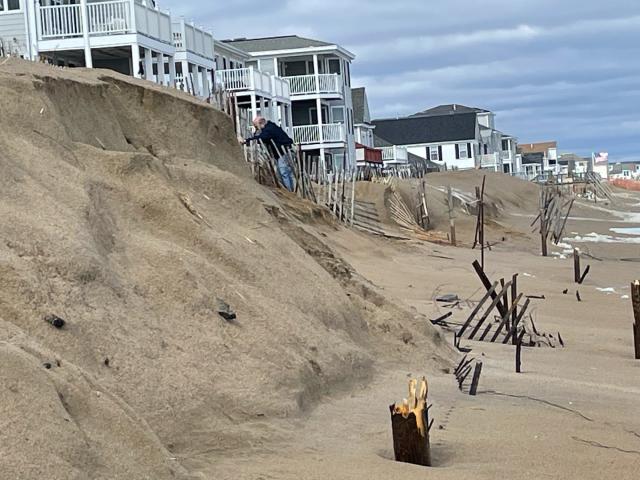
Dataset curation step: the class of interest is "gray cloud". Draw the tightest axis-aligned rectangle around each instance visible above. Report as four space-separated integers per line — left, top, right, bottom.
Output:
164 0 640 160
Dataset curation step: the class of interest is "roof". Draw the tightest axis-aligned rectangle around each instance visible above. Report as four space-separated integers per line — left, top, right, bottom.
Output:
351 87 369 125
214 40 251 60
222 35 355 58
411 104 489 117
518 141 558 154
372 113 478 146
373 134 392 148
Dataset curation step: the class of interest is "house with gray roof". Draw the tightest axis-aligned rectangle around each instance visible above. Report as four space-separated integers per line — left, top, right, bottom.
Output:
373 104 519 173
225 35 357 172
352 87 375 147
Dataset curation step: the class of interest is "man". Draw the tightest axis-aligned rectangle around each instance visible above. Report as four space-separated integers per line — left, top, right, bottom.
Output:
240 117 295 192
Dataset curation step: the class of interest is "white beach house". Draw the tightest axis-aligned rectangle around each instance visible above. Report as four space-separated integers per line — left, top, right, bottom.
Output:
214 39 293 138
1 0 213 94
373 104 518 173
223 35 357 172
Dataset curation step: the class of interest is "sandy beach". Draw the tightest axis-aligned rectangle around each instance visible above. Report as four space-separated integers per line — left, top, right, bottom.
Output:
1 60 639 479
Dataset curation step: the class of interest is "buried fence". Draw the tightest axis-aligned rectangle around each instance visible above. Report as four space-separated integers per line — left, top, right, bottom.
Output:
243 141 357 227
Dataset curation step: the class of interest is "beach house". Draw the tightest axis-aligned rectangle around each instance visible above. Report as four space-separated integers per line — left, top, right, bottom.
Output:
351 86 382 169
518 141 558 177
213 39 292 138
372 104 516 172
223 35 357 172
0 0 223 97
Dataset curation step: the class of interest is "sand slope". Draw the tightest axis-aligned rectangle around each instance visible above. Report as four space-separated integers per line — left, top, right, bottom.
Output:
0 60 454 478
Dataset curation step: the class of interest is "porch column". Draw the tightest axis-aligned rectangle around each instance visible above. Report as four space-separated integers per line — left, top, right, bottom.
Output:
320 147 327 174
313 54 324 147
168 56 176 88
79 0 93 68
131 44 142 78
201 67 209 98
181 61 190 92
259 97 266 117
143 48 153 81
157 52 165 85
250 93 258 122
192 66 203 97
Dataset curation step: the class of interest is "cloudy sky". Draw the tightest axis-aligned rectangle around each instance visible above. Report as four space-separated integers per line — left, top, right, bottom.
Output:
165 0 639 161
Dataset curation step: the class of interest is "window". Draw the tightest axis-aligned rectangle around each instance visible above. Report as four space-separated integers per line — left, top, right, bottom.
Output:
459 144 469 159
429 146 439 161
0 0 20 11
502 139 509 151
328 58 341 74
331 106 345 124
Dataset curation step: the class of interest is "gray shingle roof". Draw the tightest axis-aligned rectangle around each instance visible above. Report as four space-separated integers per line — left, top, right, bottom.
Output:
372 113 478 146
411 104 489 117
223 35 334 53
373 134 392 148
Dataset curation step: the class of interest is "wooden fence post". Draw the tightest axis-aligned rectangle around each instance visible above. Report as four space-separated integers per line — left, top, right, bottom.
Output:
447 186 456 246
631 281 640 360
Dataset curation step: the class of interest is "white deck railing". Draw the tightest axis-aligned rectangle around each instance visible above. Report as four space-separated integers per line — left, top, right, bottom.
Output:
477 153 501 168
285 73 342 96
39 4 83 39
216 67 290 101
380 146 409 163
215 67 270 92
88 1 131 34
173 21 214 59
38 0 172 43
293 123 345 145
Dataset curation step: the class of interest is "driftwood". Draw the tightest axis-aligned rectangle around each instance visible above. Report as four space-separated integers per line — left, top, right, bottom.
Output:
390 377 431 467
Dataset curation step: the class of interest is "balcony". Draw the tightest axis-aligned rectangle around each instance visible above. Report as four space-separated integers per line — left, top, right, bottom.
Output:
215 67 290 102
380 146 409 164
293 123 345 145
285 73 342 97
37 0 172 45
477 153 502 169
172 19 214 61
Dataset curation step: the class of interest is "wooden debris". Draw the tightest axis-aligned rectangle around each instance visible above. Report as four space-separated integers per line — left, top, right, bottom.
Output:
179 193 212 227
537 187 575 255
390 377 431 467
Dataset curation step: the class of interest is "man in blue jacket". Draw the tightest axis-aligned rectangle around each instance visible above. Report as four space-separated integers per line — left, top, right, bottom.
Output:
240 117 295 191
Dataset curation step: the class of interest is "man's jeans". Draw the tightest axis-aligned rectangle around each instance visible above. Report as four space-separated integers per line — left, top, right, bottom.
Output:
277 154 294 192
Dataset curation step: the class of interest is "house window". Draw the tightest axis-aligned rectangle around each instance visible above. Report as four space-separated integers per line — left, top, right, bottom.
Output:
328 58 341 75
502 139 509 150
331 106 345 124
0 0 20 11
429 146 439 161
459 144 469 159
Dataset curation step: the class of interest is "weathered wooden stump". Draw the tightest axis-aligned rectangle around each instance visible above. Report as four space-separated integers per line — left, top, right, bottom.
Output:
389 378 431 467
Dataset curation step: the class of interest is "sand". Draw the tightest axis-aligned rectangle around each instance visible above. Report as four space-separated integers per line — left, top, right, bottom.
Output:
1 59 639 479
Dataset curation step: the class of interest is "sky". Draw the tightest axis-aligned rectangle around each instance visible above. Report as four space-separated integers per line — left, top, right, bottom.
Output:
165 0 640 162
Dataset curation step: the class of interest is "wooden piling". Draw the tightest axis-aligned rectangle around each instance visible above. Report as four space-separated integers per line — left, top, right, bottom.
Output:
574 249 581 283
447 186 456 246
390 378 431 467
469 362 483 396
631 281 640 360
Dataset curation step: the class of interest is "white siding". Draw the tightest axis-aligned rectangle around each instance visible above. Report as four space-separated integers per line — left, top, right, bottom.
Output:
0 11 28 57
